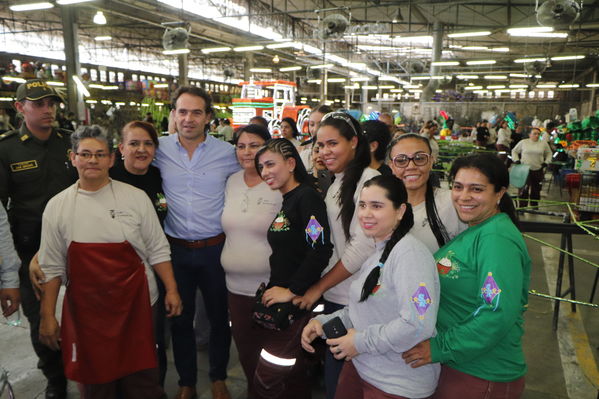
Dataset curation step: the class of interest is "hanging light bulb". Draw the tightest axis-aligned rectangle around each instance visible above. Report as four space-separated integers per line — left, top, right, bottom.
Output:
272 55 280 64
93 11 107 25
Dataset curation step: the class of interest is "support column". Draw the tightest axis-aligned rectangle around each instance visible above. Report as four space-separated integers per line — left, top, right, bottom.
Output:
345 88 351 109
361 86 368 114
61 6 83 121
422 21 443 102
244 53 254 81
178 53 189 86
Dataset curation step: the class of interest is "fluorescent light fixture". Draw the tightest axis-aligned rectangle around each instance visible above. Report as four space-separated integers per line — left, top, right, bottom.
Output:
431 76 449 80
350 77 370 82
487 85 505 89
408 89 423 93
344 85 358 89
448 31 491 38
163 48 190 55
260 349 296 366
551 55 585 61
310 64 334 69
528 32 568 38
378 85 395 89
509 84 528 88
484 75 507 80
394 35 433 43
249 68 272 73
201 47 231 54
56 0 94 4
300 97 308 101
2 76 26 83
327 78 346 83
154 83 169 88
491 47 510 52
558 84 579 88
94 35 112 41
233 45 264 52
279 66 302 72
464 86 483 90
362 85 378 90
9 2 53 11
102 85 119 90
390 89 403 93
587 83 599 88
507 26 553 35
462 46 488 51
514 58 547 63
85 99 97 104
155 102 164 106
46 81 64 86
403 84 421 89
431 61 459 66
466 60 496 65
509 73 529 78
72 75 90 97
307 79 322 84
266 41 301 49
93 11 107 25
537 84 557 88
89 84 104 89
411 76 430 80
456 75 479 79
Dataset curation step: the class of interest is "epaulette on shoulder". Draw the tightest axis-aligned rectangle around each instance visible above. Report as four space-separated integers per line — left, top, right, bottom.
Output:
0 130 18 142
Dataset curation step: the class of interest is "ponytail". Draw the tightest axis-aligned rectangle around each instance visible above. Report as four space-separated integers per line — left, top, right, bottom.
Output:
424 180 450 248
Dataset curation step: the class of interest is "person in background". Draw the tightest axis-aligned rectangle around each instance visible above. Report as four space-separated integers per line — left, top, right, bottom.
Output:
155 86 240 399
309 139 330 198
475 120 490 147
0 202 20 322
300 105 333 173
378 112 398 136
363 120 392 176
293 112 379 399
302 175 440 399
0 79 77 399
496 120 512 164
253 138 332 399
387 134 466 254
210 120 219 134
220 119 234 143
511 127 552 209
249 115 269 129
38 125 181 399
403 153 530 399
281 117 302 147
221 124 281 398
420 123 439 160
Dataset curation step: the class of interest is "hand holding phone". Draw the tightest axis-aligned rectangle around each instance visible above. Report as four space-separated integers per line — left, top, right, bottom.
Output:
322 316 347 339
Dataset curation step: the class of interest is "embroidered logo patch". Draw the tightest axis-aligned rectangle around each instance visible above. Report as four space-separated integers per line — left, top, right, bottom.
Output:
481 272 501 304
155 193 167 212
305 216 324 246
270 211 290 232
436 251 460 279
411 283 432 319
10 160 38 172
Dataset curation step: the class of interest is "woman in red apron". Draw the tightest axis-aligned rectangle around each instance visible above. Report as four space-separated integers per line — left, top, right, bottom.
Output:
37 125 182 399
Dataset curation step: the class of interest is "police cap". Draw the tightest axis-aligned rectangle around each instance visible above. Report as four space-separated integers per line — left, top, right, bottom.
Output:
16 79 64 102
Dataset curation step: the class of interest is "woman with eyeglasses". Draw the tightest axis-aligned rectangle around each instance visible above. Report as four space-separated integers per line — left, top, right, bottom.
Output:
253 138 333 399
37 125 182 398
402 154 530 399
387 134 466 254
294 112 379 399
220 124 282 398
301 175 440 399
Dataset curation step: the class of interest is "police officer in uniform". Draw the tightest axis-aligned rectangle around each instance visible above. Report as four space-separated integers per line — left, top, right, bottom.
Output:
0 79 77 399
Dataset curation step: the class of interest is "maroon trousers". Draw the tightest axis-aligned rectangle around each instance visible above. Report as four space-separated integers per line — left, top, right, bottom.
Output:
433 365 525 399
334 361 421 399
228 291 269 399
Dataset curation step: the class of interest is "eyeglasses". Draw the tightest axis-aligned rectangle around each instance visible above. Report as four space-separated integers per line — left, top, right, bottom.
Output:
391 153 430 168
75 152 110 160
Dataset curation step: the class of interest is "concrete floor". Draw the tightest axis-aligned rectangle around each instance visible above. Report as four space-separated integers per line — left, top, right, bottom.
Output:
1 180 598 399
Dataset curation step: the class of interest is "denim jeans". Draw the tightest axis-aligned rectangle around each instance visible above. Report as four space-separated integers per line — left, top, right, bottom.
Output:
169 241 231 387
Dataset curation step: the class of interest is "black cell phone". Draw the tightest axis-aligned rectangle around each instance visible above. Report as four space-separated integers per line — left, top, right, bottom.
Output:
322 316 347 339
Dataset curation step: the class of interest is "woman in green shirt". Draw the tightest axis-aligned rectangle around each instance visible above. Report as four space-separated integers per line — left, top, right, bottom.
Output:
403 153 531 399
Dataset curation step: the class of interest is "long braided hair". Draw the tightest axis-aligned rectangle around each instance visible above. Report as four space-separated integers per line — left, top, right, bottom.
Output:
387 133 450 248
359 175 414 302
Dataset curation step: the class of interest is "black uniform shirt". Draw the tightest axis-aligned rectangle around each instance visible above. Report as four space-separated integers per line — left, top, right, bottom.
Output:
0 124 77 229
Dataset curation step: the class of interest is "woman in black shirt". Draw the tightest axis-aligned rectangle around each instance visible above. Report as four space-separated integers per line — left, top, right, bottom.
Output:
253 138 333 399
